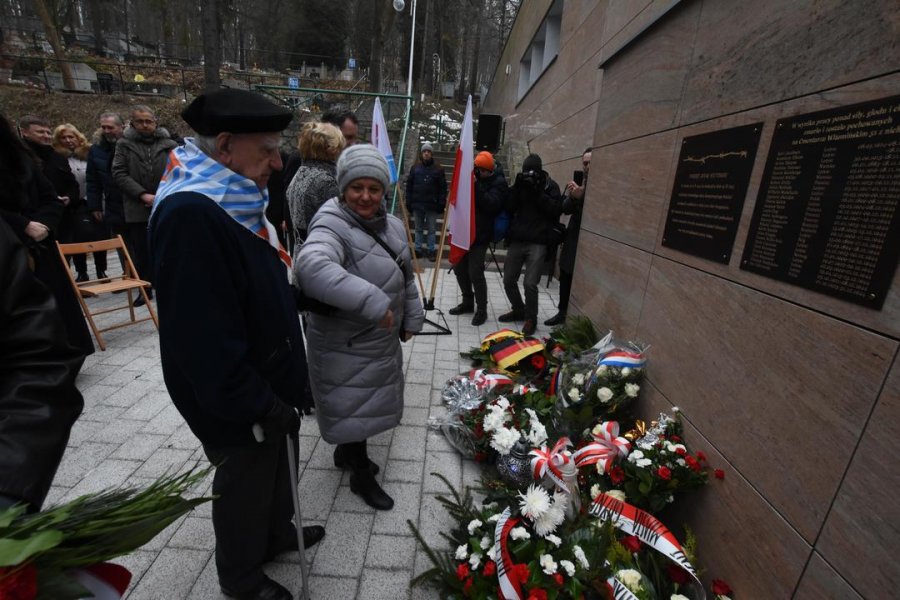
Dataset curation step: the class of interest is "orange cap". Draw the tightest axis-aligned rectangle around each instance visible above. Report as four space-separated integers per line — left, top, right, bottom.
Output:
474 151 495 171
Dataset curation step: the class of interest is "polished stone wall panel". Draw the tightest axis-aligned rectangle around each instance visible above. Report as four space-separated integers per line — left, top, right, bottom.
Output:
794 554 864 600
636 257 897 541
815 353 900 597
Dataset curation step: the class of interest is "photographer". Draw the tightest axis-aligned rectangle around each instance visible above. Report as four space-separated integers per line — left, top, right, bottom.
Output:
498 153 562 336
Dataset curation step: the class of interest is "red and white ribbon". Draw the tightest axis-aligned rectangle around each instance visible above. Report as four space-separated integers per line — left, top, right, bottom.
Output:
599 350 646 368
494 507 523 600
572 422 631 473
468 368 514 391
530 437 572 491
591 493 706 600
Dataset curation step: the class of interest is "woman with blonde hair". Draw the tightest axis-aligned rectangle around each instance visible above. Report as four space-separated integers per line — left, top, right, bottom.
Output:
54 123 107 281
286 121 345 243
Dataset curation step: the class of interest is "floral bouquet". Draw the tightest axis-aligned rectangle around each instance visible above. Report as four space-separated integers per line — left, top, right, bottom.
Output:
580 412 712 513
410 476 612 600
461 392 555 463
553 335 646 440
0 467 212 600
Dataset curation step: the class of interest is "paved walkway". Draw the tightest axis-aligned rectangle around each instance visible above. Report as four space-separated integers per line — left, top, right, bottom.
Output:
56 260 560 599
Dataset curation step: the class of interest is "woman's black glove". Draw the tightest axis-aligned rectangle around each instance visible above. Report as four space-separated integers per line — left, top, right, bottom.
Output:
259 398 300 439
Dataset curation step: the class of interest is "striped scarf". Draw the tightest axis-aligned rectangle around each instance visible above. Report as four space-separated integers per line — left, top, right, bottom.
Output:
152 138 291 269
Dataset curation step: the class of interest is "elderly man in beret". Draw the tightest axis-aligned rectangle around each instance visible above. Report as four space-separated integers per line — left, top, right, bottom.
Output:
148 88 323 600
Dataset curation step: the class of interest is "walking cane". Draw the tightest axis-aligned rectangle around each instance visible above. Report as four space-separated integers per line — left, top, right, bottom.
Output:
286 433 312 600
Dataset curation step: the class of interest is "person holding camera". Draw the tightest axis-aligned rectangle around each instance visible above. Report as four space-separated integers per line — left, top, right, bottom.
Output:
499 153 562 336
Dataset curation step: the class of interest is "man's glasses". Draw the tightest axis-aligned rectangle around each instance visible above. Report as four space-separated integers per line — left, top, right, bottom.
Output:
133 119 155 125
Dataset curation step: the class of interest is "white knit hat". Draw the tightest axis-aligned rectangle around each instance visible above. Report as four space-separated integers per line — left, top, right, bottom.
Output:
336 143 391 193
421 141 433 153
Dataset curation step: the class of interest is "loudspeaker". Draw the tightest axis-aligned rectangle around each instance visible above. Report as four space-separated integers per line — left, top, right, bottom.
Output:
476 114 503 152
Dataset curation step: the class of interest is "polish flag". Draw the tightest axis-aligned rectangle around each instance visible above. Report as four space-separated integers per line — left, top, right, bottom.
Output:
73 563 132 599
371 97 398 184
447 96 475 265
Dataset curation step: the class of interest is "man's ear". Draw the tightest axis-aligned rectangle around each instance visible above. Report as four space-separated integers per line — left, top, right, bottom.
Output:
215 133 233 162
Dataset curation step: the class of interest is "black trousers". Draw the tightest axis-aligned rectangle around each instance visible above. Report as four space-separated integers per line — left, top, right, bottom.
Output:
124 222 151 284
452 243 489 308
557 269 573 314
203 431 298 593
72 209 109 275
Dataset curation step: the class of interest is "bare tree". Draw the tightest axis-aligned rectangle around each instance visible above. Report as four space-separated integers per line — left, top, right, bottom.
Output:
32 0 75 88
200 0 221 88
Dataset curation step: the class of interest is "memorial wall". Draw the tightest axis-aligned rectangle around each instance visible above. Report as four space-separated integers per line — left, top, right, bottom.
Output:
483 0 900 597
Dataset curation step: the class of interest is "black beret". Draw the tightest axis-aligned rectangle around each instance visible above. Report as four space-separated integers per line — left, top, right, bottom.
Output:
182 88 292 135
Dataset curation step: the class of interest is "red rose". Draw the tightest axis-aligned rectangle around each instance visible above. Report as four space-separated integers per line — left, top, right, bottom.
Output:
657 466 672 480
483 560 496 576
685 455 701 472
675 447 686 456
0 564 37 600
531 354 547 370
474 452 488 463
474 421 485 439
527 589 548 600
456 563 471 581
711 579 733 595
666 564 690 585
620 535 641 553
553 573 564 586
714 469 725 480
670 435 682 443
609 466 625 485
514 563 531 585
696 451 707 462
463 576 474 596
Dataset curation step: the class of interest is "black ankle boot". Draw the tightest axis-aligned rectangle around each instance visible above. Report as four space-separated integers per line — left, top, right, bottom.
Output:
350 469 393 510
448 302 474 315
334 445 379 475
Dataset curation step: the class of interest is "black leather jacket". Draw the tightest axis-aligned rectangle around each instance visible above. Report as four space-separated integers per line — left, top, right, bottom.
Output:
0 219 84 510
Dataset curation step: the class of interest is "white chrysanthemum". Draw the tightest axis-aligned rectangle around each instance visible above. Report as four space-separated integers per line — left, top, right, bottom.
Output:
467 519 483 535
572 373 585 386
468 552 482 570
568 387 582 402
490 426 521 455
486 543 499 562
597 387 614 402
455 544 468 560
482 410 507 433
510 526 530 540
526 413 548 446
616 568 643 592
621 367 632 377
560 559 576 576
606 489 626 502
573 545 589 569
590 484 602 499
487 513 501 523
671 594 690 600
480 535 491 551
628 450 644 464
533 499 565 536
624 383 640 398
544 533 562 547
518 484 551 520
495 396 510 410
540 554 558 575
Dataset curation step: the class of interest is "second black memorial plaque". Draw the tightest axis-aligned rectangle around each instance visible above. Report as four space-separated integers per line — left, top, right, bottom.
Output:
662 123 763 263
740 94 900 309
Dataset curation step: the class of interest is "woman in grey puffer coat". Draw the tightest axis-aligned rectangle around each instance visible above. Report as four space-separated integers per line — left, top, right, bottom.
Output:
295 144 424 511
286 121 344 242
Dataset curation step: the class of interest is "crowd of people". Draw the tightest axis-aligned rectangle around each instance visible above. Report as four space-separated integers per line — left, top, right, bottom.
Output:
0 88 588 600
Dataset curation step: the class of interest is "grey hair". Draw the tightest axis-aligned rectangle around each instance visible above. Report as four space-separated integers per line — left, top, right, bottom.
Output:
131 105 155 119
99 112 124 125
194 135 218 157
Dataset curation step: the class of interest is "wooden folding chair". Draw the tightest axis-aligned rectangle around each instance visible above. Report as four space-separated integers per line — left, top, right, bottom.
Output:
56 235 159 351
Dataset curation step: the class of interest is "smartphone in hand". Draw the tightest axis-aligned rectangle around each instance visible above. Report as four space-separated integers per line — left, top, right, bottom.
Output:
573 170 584 186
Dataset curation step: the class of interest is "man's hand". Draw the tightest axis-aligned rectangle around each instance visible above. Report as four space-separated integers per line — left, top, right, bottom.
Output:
377 309 395 331
25 221 49 242
58 195 70 206
565 182 585 201
259 398 301 439
91 210 104 223
139 193 155 207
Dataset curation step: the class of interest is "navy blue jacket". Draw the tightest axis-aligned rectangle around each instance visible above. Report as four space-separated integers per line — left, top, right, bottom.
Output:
473 171 509 245
86 140 125 228
148 192 308 447
405 160 447 212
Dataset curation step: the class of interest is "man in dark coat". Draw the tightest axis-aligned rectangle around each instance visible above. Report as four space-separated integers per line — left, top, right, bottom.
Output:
112 105 177 305
546 147 591 326
448 151 508 326
499 153 562 336
148 88 323 600
86 112 127 274
405 142 447 261
0 218 85 512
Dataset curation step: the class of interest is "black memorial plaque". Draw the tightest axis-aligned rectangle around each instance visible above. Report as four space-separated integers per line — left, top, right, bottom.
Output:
740 95 900 309
662 123 763 263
